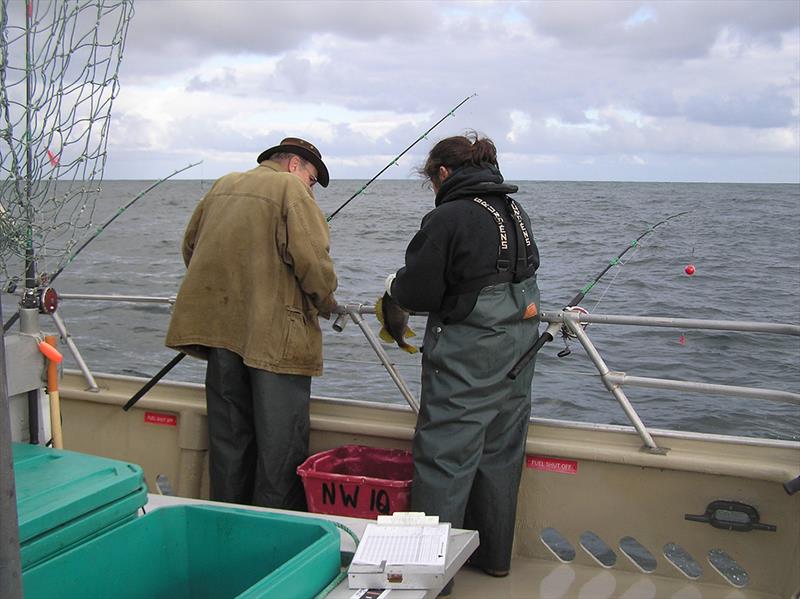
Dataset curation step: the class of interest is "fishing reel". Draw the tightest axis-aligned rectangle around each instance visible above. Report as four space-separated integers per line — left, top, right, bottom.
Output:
557 306 589 358
4 277 59 314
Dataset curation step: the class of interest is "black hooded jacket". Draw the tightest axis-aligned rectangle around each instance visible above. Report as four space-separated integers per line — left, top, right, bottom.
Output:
391 163 540 323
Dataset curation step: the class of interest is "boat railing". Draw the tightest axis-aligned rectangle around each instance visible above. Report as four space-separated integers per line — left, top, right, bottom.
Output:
331 303 420 413
52 293 176 392
539 310 799 452
332 303 800 453
46 293 800 453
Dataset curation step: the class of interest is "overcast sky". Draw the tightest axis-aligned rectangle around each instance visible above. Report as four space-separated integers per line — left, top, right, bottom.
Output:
103 0 800 183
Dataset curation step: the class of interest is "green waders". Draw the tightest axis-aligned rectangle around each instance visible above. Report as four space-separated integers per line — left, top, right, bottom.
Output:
410 276 540 573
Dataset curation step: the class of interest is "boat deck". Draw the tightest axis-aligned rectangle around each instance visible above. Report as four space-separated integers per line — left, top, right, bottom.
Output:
54 373 799 599
144 493 778 599
453 556 774 599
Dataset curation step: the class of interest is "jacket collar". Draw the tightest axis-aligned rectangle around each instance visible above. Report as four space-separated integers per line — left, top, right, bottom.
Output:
434 163 518 206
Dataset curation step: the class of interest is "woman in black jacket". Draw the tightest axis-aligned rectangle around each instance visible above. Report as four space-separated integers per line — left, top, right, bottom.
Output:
387 132 541 585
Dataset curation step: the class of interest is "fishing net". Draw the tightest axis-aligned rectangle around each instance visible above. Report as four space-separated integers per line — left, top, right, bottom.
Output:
0 0 134 289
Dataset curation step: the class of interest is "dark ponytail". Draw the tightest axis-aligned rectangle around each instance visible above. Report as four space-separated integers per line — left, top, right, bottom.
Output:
418 130 498 186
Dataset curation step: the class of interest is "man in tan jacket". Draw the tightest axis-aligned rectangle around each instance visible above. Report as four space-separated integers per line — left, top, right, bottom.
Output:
166 137 337 509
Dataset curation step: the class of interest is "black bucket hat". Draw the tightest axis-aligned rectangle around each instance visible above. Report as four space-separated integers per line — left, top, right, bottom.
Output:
257 137 330 187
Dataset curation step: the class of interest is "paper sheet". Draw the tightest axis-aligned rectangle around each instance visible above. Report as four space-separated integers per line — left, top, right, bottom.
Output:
352 523 449 568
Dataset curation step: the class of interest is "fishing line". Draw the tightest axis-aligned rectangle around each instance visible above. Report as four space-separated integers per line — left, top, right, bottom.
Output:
587 255 628 313
574 211 691 307
586 222 658 313
679 210 701 344
326 93 477 222
683 208 700 277
508 210 692 379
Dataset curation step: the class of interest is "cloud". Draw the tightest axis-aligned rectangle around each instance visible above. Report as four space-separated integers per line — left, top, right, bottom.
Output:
523 0 800 60
684 88 795 128
122 1 434 79
95 1 799 182
186 67 238 93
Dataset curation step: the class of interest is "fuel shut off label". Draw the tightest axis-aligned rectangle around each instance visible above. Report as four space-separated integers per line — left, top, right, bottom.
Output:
526 455 578 475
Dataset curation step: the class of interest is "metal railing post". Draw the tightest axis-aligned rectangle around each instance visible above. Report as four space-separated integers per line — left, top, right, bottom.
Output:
50 310 99 391
344 304 420 414
0 297 23 599
564 312 663 453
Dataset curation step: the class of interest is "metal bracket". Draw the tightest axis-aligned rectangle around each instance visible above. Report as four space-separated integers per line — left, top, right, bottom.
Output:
686 500 776 532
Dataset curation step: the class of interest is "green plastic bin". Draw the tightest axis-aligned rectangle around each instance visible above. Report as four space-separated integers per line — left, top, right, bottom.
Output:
13 443 147 569
22 504 342 599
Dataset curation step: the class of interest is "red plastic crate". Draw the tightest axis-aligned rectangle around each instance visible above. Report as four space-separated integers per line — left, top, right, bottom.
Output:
297 445 412 518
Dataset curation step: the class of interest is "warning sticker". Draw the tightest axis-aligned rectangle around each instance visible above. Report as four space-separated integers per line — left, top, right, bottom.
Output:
144 411 177 427
526 455 578 475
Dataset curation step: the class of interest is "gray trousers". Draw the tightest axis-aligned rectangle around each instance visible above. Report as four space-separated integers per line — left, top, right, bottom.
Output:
205 347 310 509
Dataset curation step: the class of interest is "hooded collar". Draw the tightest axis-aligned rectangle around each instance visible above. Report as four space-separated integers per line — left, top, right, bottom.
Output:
434 163 518 207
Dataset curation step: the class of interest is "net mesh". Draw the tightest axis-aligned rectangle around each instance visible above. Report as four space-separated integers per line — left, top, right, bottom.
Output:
0 0 133 288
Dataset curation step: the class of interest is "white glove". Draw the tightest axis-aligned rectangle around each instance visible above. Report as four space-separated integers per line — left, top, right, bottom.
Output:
384 273 397 296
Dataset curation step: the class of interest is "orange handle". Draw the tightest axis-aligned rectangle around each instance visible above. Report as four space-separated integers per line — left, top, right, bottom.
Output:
44 336 63 448
42 337 61 393
39 338 63 365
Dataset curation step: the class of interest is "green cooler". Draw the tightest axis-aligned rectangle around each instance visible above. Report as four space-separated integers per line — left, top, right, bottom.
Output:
13 442 148 570
22 504 342 599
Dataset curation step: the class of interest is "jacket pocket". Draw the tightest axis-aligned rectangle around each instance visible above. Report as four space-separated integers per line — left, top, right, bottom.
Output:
282 307 314 363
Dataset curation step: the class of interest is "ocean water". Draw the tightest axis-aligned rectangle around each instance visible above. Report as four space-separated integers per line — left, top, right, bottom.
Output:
4 179 799 441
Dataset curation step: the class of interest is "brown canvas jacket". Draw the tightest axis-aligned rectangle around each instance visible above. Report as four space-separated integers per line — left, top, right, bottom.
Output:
165 162 337 376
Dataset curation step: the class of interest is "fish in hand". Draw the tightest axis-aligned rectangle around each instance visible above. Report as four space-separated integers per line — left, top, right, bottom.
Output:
375 292 418 354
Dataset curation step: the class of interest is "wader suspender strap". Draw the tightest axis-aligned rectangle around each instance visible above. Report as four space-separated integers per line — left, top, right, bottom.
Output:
508 199 535 274
472 197 512 273
446 197 535 296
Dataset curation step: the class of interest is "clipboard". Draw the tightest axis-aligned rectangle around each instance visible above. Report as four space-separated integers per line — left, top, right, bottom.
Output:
348 513 450 590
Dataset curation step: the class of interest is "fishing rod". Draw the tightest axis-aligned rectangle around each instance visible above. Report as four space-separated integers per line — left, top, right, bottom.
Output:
3 162 202 333
124 98 477 409
326 93 477 222
122 351 185 411
508 210 692 380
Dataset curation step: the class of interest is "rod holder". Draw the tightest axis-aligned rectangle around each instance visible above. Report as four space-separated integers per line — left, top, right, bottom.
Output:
332 313 348 332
